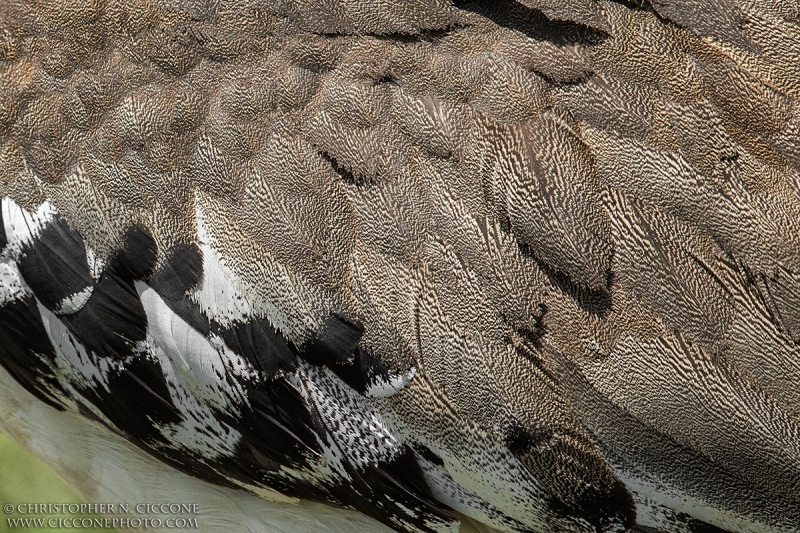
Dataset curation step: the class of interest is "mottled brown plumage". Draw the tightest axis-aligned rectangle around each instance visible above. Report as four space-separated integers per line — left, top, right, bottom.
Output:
2 1 800 532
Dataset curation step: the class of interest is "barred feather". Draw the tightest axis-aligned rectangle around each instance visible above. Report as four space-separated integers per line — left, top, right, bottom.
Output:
2 1 800 532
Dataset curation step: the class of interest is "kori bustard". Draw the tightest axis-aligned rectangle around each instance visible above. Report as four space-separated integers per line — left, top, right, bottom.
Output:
1 1 800 532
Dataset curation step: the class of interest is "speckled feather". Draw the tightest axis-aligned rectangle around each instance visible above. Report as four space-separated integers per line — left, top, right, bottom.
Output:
1 1 800 532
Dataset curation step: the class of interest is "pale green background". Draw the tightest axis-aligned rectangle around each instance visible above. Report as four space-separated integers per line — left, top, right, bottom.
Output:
0 432 116 532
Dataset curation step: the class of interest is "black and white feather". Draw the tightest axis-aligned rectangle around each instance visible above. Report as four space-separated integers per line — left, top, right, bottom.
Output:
2 1 800 532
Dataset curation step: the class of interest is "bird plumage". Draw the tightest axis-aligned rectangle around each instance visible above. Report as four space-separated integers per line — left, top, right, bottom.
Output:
1 0 800 532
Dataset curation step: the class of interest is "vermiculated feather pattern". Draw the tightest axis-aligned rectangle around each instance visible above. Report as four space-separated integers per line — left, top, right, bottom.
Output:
1 1 800 532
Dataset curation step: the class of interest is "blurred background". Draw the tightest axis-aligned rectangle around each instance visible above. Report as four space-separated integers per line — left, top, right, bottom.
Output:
0 432 116 533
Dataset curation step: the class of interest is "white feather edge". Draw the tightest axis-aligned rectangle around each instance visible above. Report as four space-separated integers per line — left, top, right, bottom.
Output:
0 363 504 532
0 363 397 533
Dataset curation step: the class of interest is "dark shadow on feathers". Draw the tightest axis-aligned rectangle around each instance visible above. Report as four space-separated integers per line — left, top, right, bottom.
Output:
455 0 610 46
